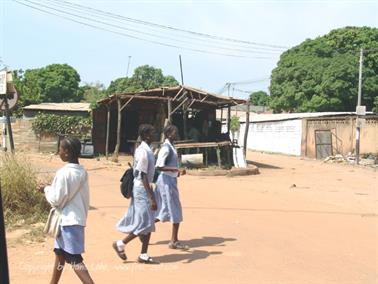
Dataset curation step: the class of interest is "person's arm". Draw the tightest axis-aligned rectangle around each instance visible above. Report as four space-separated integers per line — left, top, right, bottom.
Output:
141 172 157 210
155 145 179 172
44 172 69 208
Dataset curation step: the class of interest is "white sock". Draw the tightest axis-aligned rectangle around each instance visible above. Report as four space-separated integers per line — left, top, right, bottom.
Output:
139 253 149 261
117 240 125 250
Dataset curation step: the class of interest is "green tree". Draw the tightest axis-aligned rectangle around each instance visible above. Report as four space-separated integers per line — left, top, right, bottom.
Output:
373 96 378 113
269 27 378 113
79 82 107 108
230 115 240 140
249 91 270 106
107 65 179 94
14 64 81 105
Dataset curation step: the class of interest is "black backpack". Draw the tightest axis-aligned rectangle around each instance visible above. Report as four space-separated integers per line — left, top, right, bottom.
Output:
120 163 134 199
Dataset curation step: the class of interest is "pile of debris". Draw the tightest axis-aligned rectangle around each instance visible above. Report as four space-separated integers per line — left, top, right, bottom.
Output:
323 154 346 163
323 153 378 167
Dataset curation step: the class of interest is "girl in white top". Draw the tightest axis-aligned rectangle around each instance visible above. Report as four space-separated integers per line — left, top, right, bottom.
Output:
155 125 188 250
113 124 158 264
41 137 94 284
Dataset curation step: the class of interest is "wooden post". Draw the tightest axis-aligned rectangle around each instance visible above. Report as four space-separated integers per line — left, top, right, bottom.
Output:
167 98 172 123
113 97 121 161
227 106 231 134
220 108 223 127
243 103 250 158
3 95 14 153
216 146 221 168
105 104 110 159
183 107 188 140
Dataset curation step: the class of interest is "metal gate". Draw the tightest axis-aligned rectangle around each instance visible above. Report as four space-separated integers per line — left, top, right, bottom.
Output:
315 130 332 159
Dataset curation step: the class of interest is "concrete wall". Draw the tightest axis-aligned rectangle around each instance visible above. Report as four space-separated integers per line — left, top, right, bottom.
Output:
231 119 303 156
303 117 378 158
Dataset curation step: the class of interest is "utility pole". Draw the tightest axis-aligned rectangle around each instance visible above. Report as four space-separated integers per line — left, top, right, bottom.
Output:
126 56 132 77
355 48 363 165
179 55 184 85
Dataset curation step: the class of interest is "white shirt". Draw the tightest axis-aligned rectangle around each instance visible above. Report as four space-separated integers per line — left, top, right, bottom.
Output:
44 163 90 226
156 139 178 178
133 141 155 187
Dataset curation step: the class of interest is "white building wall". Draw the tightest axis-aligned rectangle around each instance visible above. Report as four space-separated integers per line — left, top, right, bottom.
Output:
226 119 303 156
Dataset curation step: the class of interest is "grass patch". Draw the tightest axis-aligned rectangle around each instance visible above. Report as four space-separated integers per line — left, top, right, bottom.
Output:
1 153 50 229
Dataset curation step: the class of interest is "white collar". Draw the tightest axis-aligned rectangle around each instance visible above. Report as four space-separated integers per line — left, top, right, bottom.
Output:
164 139 175 148
140 141 152 152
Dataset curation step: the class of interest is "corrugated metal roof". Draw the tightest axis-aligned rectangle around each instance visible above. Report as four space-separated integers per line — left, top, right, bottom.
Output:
23 103 91 112
249 112 361 123
98 85 246 107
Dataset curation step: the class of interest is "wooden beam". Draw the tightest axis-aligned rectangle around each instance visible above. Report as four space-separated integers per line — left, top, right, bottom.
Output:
187 98 197 109
120 96 134 112
227 106 231 134
183 107 188 140
172 87 184 100
200 94 209 102
105 104 110 159
170 97 189 115
112 97 121 161
167 98 172 123
113 94 226 108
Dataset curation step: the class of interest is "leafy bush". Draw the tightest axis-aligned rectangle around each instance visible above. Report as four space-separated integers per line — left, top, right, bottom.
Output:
230 116 241 134
32 112 92 137
0 154 50 226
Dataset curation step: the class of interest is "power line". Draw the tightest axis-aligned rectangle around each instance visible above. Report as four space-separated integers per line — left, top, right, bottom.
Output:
45 0 286 53
33 0 283 55
14 0 281 59
14 0 271 59
47 0 289 50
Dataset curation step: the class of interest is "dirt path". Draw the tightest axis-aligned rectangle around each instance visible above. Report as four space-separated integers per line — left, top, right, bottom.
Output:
6 151 378 284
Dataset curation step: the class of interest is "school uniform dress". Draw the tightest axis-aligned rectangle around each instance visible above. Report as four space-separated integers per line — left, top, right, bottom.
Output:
44 163 90 264
155 139 183 224
116 141 156 235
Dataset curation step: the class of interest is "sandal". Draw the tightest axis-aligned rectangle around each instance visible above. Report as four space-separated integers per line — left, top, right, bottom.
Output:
168 241 189 250
112 241 127 260
137 256 160 264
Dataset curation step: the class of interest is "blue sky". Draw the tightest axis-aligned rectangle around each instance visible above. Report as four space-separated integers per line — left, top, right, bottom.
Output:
1 0 378 99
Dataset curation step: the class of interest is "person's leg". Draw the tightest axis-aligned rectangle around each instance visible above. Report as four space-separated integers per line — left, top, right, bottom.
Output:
169 223 188 250
140 233 151 254
122 233 137 245
50 254 65 284
171 223 180 243
72 262 95 284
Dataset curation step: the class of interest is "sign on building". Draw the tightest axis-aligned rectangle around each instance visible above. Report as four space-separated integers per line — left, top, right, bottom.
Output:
0 71 6 95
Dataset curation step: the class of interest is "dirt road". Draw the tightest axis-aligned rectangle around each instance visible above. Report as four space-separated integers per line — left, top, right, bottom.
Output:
7 151 378 284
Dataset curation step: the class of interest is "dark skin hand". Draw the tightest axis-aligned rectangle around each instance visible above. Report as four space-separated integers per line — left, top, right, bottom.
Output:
141 172 157 211
142 131 157 211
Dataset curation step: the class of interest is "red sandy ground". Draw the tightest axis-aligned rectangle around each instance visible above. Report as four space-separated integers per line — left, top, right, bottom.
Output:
6 151 378 284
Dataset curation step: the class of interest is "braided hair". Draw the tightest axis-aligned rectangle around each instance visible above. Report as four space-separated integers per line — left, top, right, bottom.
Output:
61 137 82 160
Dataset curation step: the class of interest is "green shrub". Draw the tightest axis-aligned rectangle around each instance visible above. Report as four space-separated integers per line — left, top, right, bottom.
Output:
230 116 241 134
0 154 50 227
32 112 92 137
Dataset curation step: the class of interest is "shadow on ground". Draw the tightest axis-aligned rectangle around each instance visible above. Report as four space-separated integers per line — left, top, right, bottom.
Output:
153 236 236 263
247 160 282 169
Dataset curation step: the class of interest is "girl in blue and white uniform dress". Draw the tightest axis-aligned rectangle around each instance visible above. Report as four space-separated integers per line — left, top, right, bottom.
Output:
155 125 188 250
113 124 158 264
